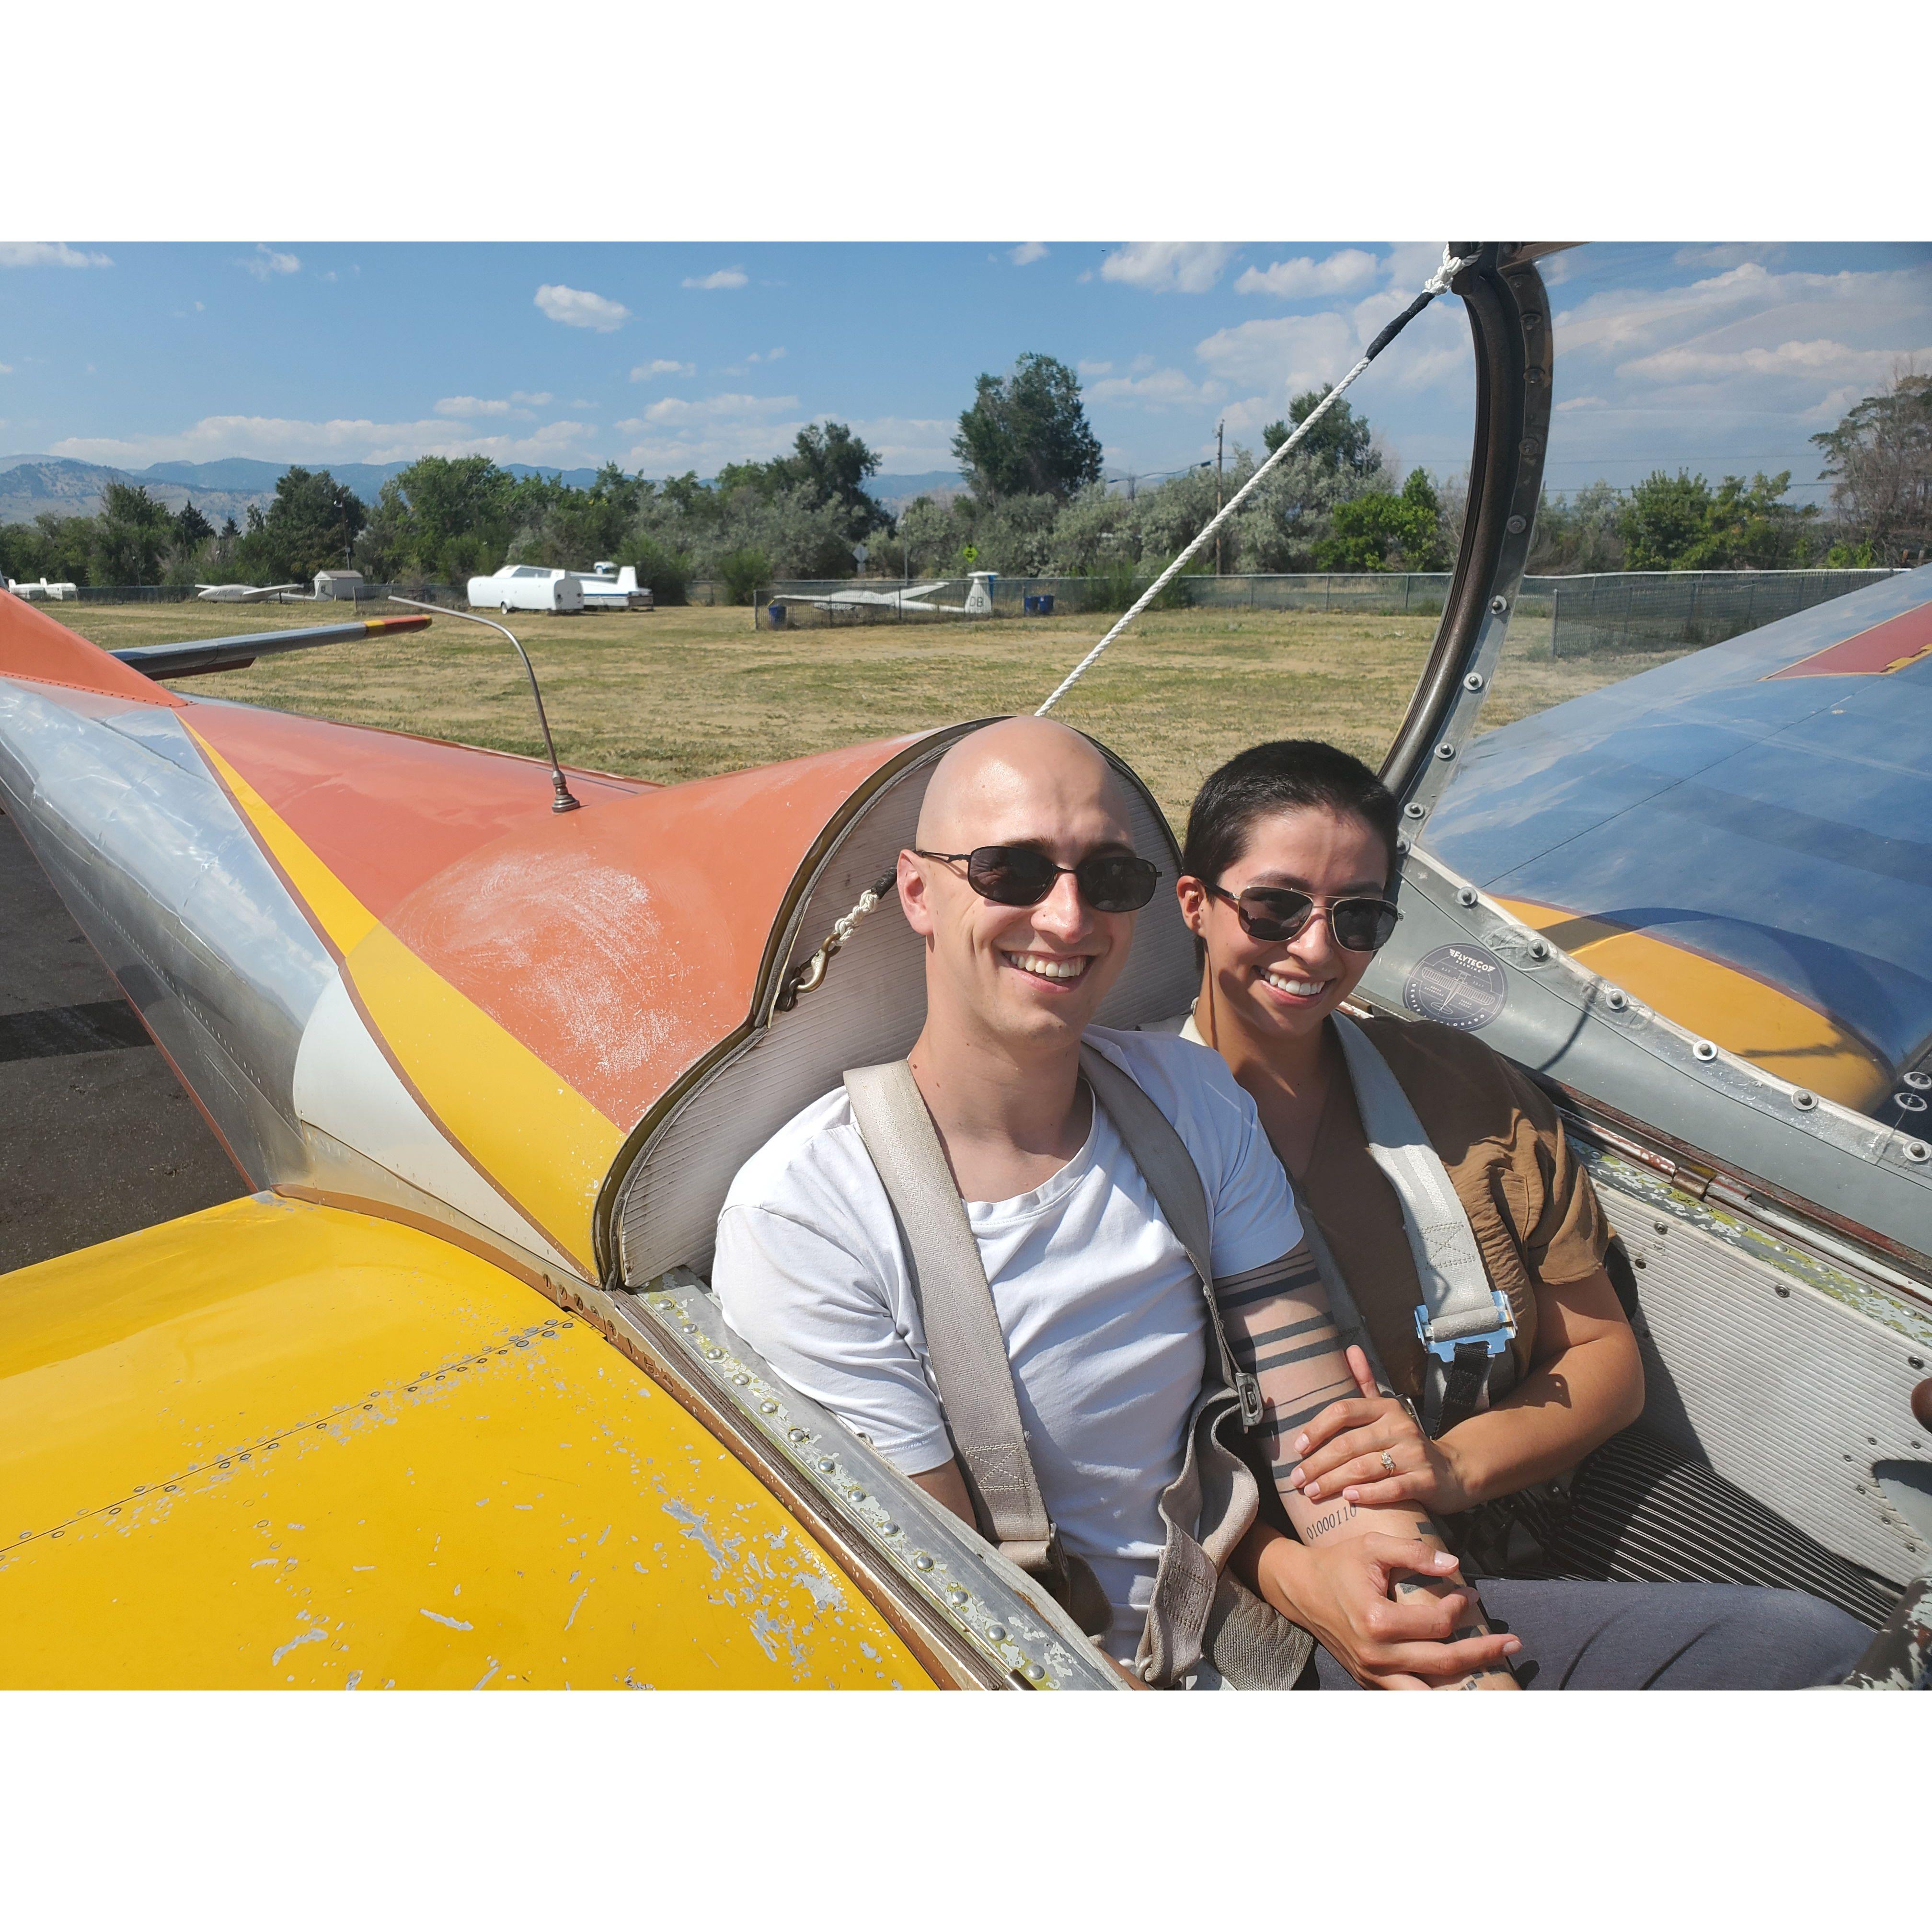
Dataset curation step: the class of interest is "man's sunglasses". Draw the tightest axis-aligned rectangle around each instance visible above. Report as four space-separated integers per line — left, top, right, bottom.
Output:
914 845 1161 913
1209 883 1401 953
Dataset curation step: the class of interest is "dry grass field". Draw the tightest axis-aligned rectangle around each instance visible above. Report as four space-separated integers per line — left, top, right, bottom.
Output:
60 599 1661 827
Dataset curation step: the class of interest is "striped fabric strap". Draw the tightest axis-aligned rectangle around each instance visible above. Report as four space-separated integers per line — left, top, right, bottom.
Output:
1331 1014 1515 1434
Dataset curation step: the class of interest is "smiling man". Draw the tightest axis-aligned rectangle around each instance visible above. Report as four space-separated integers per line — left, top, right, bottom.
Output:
709 717 1516 1678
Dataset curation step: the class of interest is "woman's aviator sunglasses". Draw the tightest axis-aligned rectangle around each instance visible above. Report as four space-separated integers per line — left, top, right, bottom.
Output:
1209 882 1401 953
915 845 1161 913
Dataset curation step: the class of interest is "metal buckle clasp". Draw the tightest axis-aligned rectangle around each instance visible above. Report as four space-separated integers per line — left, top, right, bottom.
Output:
1414 1289 1517 1363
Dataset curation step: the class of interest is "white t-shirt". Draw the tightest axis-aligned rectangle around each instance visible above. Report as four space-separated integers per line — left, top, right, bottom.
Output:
711 1025 1301 1658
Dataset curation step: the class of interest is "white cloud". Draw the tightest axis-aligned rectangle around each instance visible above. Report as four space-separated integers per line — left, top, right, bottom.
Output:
1100 242 1237 295
431 389 554 420
534 283 630 331
1010 242 1048 266
1554 262 1931 360
0 362 12 375
632 358 695 380
1619 337 1932 386
0 242 112 269
242 244 301 280
1077 360 1113 378
847 415 956 469
622 392 800 428
1235 249 1380 299
747 346 786 363
1672 243 1784 271
1085 368 1224 411
682 267 748 290
1195 310 1363 392
320 270 338 283
50 414 601 469
1554 394 1608 412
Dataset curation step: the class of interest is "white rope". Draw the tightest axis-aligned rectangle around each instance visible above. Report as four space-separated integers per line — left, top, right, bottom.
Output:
1035 245 1473 717
775 870 897 1011
777 247 1474 1009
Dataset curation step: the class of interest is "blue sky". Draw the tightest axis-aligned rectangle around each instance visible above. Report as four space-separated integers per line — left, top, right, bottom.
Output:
2 240 1927 502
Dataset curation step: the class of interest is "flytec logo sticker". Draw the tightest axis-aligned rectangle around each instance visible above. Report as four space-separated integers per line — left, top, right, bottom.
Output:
1765 601 1932 680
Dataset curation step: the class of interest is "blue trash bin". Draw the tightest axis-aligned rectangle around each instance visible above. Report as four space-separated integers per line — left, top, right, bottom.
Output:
1037 594 1055 616
1023 594 1039 616
768 600 787 628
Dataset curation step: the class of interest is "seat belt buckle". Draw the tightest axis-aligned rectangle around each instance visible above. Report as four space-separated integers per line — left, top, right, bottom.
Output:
1235 1370 1265 1429
1414 1289 1517 1364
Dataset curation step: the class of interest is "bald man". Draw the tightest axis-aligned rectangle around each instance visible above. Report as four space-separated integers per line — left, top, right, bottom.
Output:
711 719 1518 1677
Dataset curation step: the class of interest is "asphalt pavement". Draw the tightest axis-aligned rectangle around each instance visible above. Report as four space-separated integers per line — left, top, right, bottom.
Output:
0 806 244 1274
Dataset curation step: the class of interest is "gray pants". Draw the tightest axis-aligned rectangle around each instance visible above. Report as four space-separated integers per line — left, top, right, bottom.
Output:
1309 1578 1870 1690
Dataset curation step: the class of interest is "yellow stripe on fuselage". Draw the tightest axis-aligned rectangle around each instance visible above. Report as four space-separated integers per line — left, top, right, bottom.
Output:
188 728 621 1272
192 732 377 955
1495 897 1893 1114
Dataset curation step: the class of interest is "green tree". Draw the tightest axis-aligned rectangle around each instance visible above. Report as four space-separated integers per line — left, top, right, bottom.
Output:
716 546 771 605
1310 469 1450 571
1527 480 1626 574
92 483 176 584
1619 471 1715 570
173 500 215 548
953 353 1103 504
1810 370 1932 566
363 456 513 581
1619 469 1815 570
777 421 885 530
233 467 368 580
1262 387 1380 478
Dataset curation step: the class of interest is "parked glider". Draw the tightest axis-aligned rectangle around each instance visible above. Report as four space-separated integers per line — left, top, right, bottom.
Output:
2 244 1926 1690
195 582 305 603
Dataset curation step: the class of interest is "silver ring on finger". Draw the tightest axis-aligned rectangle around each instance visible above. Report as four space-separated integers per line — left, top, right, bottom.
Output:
1380 1449 1397 1474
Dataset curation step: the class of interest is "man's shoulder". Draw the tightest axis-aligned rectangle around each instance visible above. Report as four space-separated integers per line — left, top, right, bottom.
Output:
1086 1022 1249 1107
720 1081 880 1227
1083 1025 1266 1168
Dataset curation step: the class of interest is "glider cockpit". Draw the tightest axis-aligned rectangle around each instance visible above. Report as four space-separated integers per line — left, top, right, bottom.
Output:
3 243 1928 1689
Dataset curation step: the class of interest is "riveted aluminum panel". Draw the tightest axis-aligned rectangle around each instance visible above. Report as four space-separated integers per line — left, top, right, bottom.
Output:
1592 1157 1931 1583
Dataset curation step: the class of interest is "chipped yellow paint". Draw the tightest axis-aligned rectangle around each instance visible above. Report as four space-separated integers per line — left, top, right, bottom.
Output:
0 1196 932 1690
1495 896 1894 1114
186 724 622 1271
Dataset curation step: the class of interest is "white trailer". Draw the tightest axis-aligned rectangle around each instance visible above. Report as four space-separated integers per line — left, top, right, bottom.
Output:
5 578 79 601
466 565 586 614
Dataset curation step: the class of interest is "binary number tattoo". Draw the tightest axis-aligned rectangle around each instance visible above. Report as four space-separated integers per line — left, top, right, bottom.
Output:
1214 1245 1518 1691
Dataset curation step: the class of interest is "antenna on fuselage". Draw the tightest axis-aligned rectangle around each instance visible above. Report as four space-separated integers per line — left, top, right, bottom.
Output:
387 594 581 813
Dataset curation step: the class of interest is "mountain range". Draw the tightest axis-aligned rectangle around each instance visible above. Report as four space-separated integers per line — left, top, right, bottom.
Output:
0 454 968 526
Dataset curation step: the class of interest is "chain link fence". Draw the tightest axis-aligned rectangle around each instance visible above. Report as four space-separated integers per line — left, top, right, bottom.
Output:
749 569 1905 653
1534 570 1903 658
31 568 1905 654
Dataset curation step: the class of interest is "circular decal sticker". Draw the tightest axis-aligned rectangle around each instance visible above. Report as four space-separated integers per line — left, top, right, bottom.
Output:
1403 942 1508 1030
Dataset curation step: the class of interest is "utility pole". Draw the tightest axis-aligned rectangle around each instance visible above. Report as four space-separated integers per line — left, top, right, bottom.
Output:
1215 420 1224 575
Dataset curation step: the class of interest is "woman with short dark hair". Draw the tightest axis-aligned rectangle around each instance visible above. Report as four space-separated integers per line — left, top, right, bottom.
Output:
1167 737 1883 1688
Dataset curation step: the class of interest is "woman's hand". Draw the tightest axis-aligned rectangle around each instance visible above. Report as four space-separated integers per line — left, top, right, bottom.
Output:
1288 1346 1479 1514
1252 1527 1521 1690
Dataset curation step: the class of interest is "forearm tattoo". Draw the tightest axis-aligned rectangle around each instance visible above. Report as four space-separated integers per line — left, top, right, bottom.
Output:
1216 1247 1515 1690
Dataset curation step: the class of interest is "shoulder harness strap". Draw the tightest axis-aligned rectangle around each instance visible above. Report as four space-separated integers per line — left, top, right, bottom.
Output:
1077 1043 1264 1428
1330 1014 1517 1436
842 1060 1061 1572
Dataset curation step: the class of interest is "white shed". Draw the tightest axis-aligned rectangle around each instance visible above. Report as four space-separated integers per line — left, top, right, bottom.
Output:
314 569 366 600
